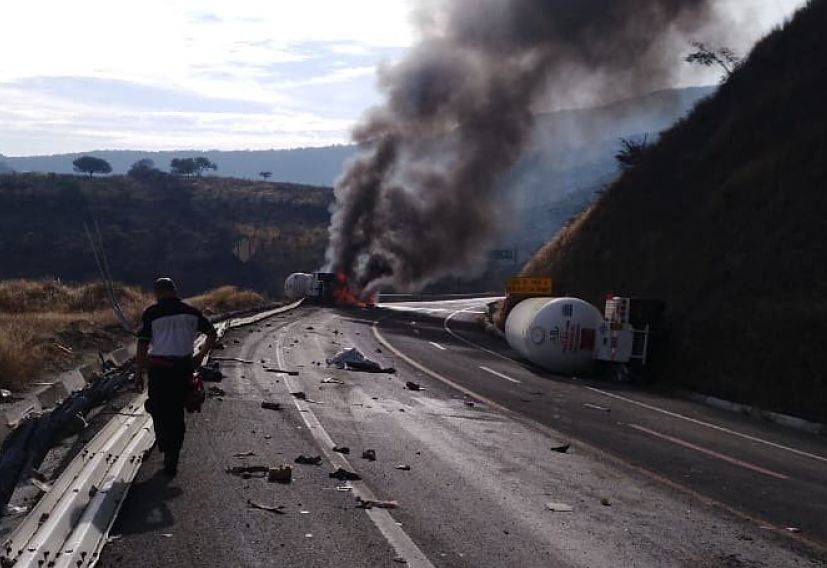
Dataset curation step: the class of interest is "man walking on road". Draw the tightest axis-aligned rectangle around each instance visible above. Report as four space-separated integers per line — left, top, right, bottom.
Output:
134 277 217 475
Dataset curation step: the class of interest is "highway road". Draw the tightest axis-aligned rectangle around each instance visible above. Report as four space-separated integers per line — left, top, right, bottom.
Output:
98 299 827 567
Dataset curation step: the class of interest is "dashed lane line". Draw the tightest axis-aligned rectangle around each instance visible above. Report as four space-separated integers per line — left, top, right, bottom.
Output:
628 423 790 481
274 321 436 568
479 365 521 384
443 307 827 466
428 341 447 351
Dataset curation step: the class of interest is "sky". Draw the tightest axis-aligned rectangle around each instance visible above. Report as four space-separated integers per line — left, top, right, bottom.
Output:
0 0 807 156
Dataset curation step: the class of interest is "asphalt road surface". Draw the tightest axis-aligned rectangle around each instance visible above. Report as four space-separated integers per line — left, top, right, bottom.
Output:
99 300 827 567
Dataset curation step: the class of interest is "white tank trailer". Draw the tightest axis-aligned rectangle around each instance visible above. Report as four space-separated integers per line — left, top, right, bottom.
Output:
284 272 315 300
505 297 604 374
505 296 659 375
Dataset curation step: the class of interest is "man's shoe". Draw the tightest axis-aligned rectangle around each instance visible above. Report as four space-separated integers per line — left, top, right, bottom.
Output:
163 451 179 476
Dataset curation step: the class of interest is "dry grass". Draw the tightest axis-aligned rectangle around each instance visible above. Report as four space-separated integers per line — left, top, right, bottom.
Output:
0 279 267 392
187 285 267 315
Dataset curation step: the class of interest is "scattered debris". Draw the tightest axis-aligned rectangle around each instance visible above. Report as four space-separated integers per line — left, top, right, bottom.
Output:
405 382 422 391
393 558 407 564
550 443 571 454
327 347 395 373
336 484 353 492
199 366 224 382
212 357 253 364
321 377 344 384
329 468 361 481
584 403 610 412
268 464 293 483
332 446 351 454
395 464 411 471
601 497 612 507
5 504 29 515
295 455 323 465
361 449 377 461
545 502 574 512
291 392 307 400
356 497 399 510
266 368 299 376
464 401 476 408
226 465 269 479
247 499 286 514
1 388 17 403
261 401 282 411
785 527 801 533
306 326 315 330
207 386 226 398
234 451 256 458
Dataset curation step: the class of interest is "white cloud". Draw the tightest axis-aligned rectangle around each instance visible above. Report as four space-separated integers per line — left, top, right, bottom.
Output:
0 0 808 155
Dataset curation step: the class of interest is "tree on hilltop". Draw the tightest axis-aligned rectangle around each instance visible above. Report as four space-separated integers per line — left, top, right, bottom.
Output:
259 171 272 181
72 156 112 177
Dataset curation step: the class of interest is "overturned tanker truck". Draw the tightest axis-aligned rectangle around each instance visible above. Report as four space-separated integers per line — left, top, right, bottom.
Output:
505 296 664 380
284 272 338 303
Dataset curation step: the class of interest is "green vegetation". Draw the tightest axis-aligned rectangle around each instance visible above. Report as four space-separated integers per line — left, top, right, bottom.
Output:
522 0 827 421
0 173 332 298
72 156 112 177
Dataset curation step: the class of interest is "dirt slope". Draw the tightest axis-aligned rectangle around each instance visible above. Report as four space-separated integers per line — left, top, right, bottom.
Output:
522 0 827 421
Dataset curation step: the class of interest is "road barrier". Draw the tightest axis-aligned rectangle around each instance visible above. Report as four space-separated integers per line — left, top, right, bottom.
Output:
1 300 302 568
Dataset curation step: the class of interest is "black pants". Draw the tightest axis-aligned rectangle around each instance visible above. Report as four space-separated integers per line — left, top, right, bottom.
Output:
146 358 192 454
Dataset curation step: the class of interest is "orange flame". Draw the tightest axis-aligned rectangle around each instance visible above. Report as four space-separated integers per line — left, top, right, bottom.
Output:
333 271 376 308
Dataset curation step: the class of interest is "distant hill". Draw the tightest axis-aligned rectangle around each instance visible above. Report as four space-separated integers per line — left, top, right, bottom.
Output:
3 86 712 197
0 173 332 296
3 146 356 187
522 1 826 421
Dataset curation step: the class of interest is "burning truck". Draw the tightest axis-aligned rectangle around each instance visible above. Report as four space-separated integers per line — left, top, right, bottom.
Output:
284 272 375 307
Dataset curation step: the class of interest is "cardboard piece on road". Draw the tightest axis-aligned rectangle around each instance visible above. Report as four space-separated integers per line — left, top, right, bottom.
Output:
546 502 574 512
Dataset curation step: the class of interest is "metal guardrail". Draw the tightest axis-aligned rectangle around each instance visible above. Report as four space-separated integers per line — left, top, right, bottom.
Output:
1 300 302 568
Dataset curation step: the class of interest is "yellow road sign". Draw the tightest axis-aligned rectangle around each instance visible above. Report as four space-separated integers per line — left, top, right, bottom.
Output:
506 277 553 296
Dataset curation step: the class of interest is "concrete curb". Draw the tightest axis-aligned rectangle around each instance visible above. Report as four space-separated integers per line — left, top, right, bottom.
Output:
683 391 825 436
0 300 301 446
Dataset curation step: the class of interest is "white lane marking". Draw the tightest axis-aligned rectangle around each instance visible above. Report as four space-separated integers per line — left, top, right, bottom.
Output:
628 423 790 481
372 322 827 554
479 365 521 384
443 306 827 466
275 323 435 568
428 341 447 351
443 307 514 362
587 387 827 465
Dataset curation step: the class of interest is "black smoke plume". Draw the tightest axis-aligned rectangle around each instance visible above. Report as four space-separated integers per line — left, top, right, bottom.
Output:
326 0 719 292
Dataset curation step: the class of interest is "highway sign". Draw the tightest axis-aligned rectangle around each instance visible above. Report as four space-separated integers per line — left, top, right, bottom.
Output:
506 277 553 295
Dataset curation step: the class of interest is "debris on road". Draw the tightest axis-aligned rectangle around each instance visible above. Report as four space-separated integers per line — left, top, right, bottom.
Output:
584 403 611 412
550 443 571 453
785 527 801 533
212 357 253 364
266 368 300 376
356 497 399 510
291 392 307 400
545 502 574 512
306 326 315 330
295 455 323 465
207 386 226 397
247 499 286 514
329 468 361 481
268 464 293 483
601 497 612 506
5 504 29 515
361 449 377 461
464 401 476 408
226 465 269 479
321 377 344 384
332 445 350 454
405 381 422 391
395 464 411 471
327 347 396 373
261 401 282 411
30 478 52 494
234 451 256 458
199 366 224 382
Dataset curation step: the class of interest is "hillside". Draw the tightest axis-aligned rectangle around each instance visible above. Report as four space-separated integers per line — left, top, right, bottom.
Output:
521 0 826 421
0 173 332 297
